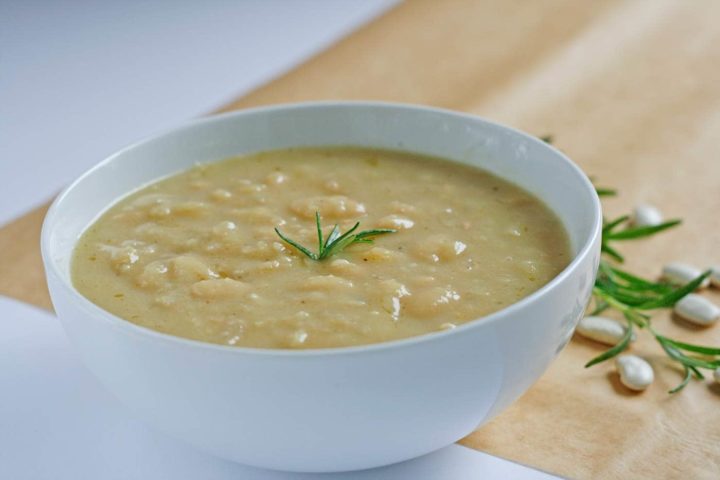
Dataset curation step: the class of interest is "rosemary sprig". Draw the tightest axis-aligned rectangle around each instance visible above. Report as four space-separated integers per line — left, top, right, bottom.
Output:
589 261 714 393
604 219 682 241
583 186 718 394
595 188 617 197
539 134 554 144
274 211 396 261
585 174 617 197
599 214 682 264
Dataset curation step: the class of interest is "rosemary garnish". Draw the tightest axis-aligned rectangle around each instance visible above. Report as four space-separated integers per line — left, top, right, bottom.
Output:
274 211 396 261
540 134 554 144
595 187 617 197
585 190 718 393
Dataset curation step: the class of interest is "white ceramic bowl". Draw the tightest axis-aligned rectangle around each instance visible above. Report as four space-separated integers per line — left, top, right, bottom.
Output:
42 102 601 472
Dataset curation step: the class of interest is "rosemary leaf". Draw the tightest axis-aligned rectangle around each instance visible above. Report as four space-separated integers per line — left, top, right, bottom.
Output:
668 366 692 394
606 266 674 294
654 335 720 356
315 211 325 255
589 299 610 316
320 222 360 260
323 224 341 251
601 243 625 262
657 340 719 370
689 366 705 380
322 234 357 260
595 188 617 197
274 228 318 260
275 212 396 261
605 219 682 241
636 271 711 309
602 215 630 234
539 134 554 143
585 319 634 368
354 228 397 240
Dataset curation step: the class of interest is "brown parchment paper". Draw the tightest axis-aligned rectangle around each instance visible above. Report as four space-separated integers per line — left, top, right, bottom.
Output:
2 1 719 478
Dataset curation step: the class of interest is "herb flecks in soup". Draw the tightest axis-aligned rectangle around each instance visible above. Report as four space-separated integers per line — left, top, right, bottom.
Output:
72 148 571 349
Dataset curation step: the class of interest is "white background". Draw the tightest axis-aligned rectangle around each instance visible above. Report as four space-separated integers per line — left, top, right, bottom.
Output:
0 0 395 225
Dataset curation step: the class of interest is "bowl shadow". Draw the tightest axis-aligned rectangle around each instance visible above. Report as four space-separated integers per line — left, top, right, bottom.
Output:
605 371 643 397
670 312 711 331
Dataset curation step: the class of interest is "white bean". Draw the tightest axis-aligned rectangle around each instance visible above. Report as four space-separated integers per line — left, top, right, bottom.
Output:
615 355 654 391
576 316 632 345
662 262 710 288
674 294 720 326
632 204 663 227
710 265 720 288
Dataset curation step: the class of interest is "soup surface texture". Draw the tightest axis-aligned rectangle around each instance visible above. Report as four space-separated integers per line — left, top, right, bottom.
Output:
72 148 570 349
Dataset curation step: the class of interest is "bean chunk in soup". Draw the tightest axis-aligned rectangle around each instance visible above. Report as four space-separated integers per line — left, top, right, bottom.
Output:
72 148 571 349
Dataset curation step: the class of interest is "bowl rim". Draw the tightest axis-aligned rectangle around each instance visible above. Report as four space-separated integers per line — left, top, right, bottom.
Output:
41 100 602 357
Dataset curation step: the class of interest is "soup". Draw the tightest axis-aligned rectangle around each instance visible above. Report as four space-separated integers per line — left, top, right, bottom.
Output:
72 147 570 349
